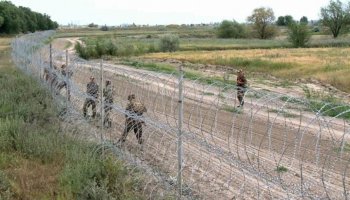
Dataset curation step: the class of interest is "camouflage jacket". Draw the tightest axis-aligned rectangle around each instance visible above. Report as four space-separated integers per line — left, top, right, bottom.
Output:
103 85 113 103
86 82 99 98
125 99 147 118
236 75 247 87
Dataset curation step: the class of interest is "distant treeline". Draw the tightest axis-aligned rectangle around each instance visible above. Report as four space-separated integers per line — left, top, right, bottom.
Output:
0 1 58 34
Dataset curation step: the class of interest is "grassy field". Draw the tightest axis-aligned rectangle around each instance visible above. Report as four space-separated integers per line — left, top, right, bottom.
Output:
142 47 350 93
0 38 145 199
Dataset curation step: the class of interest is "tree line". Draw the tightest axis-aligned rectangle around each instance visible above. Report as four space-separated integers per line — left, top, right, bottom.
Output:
0 1 58 34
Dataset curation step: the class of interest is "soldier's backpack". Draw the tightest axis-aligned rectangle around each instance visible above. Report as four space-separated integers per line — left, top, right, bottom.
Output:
133 101 147 115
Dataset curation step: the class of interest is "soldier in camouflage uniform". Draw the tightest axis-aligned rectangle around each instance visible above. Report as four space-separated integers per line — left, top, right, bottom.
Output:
118 94 147 145
103 80 113 128
236 69 247 107
56 64 73 97
83 76 99 118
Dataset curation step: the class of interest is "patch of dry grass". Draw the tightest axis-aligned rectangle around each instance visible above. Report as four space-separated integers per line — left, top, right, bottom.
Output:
0 37 12 68
143 47 350 92
1 153 61 199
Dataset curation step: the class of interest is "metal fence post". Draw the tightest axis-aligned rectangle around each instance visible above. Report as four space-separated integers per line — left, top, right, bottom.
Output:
100 59 105 158
65 50 70 107
177 64 184 199
49 43 52 69
39 51 42 81
49 43 53 92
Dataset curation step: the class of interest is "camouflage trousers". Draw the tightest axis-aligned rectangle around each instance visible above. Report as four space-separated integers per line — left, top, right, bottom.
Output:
83 98 97 118
119 118 143 144
237 86 247 106
103 100 113 128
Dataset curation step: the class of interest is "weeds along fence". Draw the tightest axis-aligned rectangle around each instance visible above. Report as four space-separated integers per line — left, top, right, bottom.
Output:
11 31 350 199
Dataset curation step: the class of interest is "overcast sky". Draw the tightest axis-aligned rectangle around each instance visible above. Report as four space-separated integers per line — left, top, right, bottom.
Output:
10 0 333 25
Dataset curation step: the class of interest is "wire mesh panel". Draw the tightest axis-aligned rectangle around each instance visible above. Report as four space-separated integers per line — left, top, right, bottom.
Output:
11 31 350 199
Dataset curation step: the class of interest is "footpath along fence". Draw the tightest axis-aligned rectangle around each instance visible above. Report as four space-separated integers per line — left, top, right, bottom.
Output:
12 31 350 199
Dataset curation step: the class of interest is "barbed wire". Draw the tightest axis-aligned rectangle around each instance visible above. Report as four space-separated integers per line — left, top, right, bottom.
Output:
11 31 350 199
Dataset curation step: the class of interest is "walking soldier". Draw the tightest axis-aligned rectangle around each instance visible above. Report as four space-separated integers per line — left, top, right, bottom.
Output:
83 76 99 118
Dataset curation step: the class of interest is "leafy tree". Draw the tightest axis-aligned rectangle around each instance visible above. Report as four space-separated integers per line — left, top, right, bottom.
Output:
288 22 310 47
217 20 246 38
19 6 38 32
247 7 276 39
159 34 179 52
88 23 98 28
320 0 350 38
300 16 308 24
100 24 109 31
0 1 58 34
284 15 294 26
276 16 286 26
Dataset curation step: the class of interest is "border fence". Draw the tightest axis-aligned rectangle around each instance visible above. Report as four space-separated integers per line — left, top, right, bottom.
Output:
12 31 350 199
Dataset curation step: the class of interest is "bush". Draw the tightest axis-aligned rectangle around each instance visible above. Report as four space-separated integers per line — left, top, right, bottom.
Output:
159 34 179 52
288 22 310 47
217 20 246 38
100 25 109 31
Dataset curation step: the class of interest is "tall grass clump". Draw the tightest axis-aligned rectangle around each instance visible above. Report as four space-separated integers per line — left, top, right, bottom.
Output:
159 34 180 52
303 87 350 120
75 37 160 59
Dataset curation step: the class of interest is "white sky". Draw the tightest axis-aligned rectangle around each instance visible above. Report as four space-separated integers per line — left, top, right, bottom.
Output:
10 0 334 25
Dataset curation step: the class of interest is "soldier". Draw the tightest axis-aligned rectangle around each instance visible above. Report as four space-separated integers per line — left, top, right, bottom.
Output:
83 76 99 118
50 65 59 91
103 80 113 128
56 64 72 96
236 69 247 107
118 94 147 146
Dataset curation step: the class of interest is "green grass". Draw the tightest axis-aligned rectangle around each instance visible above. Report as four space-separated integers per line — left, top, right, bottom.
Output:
121 59 236 87
203 92 215 96
268 109 299 118
302 87 350 120
212 57 294 72
124 60 178 74
279 96 303 104
334 142 350 153
221 104 242 114
276 165 288 173
309 101 350 119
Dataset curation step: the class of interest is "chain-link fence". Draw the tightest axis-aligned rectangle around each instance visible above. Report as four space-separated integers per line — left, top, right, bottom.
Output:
11 31 350 199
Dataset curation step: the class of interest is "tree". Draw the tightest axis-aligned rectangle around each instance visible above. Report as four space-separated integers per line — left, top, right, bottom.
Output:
217 20 246 38
88 23 98 28
288 22 310 47
284 15 294 26
100 24 109 31
247 7 276 39
0 1 58 34
276 16 286 26
300 16 308 24
320 0 350 38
